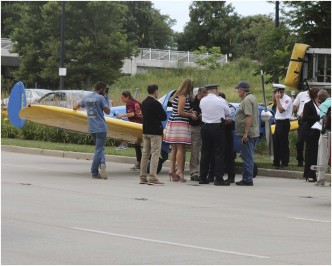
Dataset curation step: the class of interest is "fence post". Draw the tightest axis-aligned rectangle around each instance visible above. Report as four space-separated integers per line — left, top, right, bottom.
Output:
188 51 190 62
169 50 171 61
149 48 152 60
134 88 139 99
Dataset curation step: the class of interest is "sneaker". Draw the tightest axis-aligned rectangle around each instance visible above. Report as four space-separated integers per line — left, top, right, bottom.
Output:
236 180 253 186
92 174 102 179
314 179 325 187
99 163 108 179
148 179 165 185
116 144 128 150
130 164 140 171
139 177 148 184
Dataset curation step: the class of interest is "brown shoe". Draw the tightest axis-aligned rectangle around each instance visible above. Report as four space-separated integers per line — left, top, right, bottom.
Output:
139 177 148 184
148 179 165 185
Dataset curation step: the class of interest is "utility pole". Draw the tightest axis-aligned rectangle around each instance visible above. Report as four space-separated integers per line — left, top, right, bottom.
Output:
275 1 279 84
59 1 66 90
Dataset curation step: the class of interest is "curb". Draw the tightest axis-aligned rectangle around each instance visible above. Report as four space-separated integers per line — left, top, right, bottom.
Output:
2 145 330 181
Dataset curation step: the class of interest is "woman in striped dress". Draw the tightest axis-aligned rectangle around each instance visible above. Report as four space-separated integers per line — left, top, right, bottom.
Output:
164 78 198 182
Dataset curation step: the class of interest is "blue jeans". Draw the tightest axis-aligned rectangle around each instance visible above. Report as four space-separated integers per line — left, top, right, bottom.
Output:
240 137 258 182
90 132 107 176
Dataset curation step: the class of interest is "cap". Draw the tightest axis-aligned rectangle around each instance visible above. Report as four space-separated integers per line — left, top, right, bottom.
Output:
234 81 250 90
291 90 296 96
272 83 286 90
205 83 219 90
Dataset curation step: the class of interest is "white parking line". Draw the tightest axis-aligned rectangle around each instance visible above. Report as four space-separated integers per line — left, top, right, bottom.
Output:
289 217 331 223
70 227 270 259
2 163 84 174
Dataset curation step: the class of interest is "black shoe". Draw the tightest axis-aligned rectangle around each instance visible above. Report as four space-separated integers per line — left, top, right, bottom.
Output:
199 179 209 184
225 178 235 183
214 181 230 186
236 180 253 186
275 165 280 169
281 164 288 168
190 175 200 181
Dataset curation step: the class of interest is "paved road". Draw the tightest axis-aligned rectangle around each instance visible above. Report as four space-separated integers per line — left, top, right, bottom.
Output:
2 151 331 265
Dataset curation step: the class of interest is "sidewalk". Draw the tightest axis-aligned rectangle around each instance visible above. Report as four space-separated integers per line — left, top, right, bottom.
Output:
2 145 330 181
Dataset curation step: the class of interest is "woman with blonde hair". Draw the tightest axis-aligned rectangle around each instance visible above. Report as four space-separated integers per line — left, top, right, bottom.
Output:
164 78 198 182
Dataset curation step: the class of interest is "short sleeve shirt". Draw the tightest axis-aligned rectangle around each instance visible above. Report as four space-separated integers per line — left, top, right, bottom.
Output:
235 93 260 137
275 94 293 120
80 92 108 133
126 99 142 124
200 94 230 123
293 90 310 117
320 98 331 119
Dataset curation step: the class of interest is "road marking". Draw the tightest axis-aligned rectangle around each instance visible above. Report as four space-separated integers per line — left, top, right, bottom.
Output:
70 227 270 259
2 163 84 174
289 217 331 223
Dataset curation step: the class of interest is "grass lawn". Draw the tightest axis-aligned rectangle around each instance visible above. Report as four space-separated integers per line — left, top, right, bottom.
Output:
2 138 307 172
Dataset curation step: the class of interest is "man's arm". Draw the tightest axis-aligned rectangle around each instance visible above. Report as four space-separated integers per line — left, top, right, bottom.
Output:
242 115 252 143
104 106 110 115
73 102 81 110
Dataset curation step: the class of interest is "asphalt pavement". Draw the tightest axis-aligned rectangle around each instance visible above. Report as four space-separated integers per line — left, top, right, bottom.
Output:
1 149 331 265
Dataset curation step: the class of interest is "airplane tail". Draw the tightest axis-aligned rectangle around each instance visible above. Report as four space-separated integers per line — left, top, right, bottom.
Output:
8 81 27 128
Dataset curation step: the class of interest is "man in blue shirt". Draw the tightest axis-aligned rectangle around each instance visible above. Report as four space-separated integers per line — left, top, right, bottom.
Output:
74 81 110 179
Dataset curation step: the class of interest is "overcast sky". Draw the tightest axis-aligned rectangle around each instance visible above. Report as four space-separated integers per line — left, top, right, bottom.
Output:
152 1 276 32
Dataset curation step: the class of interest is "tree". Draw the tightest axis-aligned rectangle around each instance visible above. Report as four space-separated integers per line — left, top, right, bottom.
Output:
194 46 222 85
235 15 275 60
122 1 176 49
10 2 136 90
1 1 25 38
176 1 241 56
282 1 331 48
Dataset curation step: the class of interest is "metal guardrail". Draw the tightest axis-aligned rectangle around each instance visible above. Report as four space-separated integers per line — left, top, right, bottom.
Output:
137 48 227 65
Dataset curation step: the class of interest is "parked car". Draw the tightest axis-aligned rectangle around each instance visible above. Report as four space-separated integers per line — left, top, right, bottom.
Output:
36 90 92 109
2 88 51 108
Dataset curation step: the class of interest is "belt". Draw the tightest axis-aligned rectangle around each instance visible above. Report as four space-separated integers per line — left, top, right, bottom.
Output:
202 122 220 126
276 119 290 122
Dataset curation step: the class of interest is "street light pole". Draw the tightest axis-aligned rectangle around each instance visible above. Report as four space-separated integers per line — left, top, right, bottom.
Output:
59 1 66 90
275 1 279 84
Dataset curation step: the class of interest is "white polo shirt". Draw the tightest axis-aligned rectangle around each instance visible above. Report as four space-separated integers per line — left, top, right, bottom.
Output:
293 90 310 117
275 93 293 120
200 93 230 123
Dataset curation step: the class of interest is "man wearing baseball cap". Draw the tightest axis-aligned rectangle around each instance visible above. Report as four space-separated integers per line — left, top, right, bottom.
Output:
234 81 259 186
273 83 293 169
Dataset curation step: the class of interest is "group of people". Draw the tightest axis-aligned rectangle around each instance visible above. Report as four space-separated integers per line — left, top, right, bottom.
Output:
74 80 330 187
271 85 331 186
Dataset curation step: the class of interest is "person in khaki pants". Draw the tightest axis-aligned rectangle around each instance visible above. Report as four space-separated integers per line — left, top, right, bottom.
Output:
140 84 167 185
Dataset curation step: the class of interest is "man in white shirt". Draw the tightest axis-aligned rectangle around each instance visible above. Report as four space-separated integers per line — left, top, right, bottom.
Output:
292 90 311 166
273 84 293 169
199 84 231 186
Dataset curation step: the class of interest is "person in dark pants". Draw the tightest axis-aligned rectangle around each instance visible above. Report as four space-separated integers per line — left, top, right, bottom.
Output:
273 84 293 169
292 90 310 166
199 84 230 186
219 92 236 183
302 88 321 182
117 91 143 171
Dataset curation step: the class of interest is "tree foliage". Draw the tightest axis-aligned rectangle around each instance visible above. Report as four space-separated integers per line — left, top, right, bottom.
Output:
176 1 241 56
194 46 223 85
281 1 331 48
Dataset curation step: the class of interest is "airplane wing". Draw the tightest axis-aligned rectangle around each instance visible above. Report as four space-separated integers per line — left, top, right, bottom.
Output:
19 105 143 144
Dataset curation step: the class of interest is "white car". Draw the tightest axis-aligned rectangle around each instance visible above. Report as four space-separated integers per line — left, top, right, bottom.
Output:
36 90 92 109
2 88 52 108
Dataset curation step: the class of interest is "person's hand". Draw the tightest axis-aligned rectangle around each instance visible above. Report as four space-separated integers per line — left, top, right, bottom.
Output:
191 113 198 120
116 114 122 119
225 119 232 125
241 132 248 144
275 91 281 99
